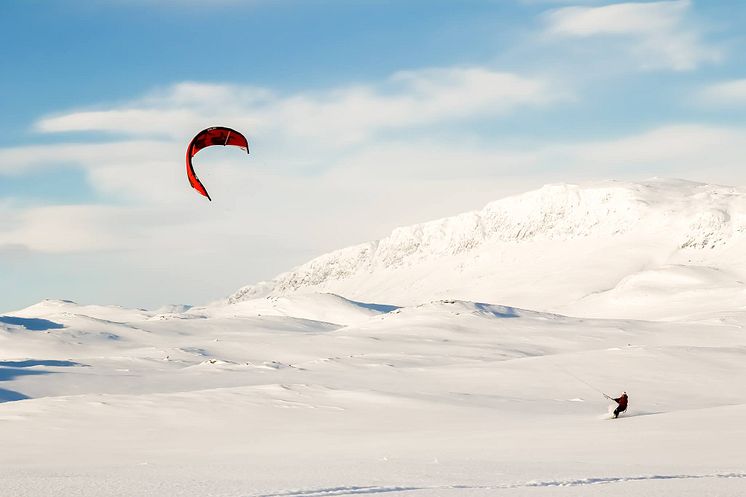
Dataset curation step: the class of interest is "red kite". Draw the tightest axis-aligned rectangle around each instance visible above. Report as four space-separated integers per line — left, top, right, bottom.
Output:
186 126 249 201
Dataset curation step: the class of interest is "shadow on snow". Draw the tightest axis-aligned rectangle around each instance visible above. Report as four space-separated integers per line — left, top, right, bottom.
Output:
0 360 82 403
0 316 64 331
348 300 401 314
0 359 80 368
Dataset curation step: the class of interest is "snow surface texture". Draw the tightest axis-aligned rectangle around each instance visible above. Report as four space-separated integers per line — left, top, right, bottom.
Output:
2 179 746 496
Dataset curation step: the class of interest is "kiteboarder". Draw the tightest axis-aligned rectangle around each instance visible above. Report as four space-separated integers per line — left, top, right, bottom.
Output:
610 391 628 418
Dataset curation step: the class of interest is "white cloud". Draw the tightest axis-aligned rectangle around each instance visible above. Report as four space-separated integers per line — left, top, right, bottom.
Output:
331 139 540 180
37 109 199 137
19 68 558 233
546 124 746 182
543 0 720 70
546 0 686 36
35 67 558 148
0 205 132 253
0 141 173 175
570 124 742 161
275 68 557 145
36 83 273 139
332 122 746 187
0 65 561 231
520 0 604 4
699 79 746 105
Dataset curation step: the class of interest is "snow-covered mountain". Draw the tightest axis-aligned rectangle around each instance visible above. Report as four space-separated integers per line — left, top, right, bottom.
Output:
229 178 746 320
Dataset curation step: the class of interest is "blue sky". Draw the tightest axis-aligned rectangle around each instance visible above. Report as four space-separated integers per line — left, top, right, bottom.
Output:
3 0 746 311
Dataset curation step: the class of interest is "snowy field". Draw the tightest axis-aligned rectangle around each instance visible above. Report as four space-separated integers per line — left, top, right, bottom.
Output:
2 180 745 496
2 295 745 496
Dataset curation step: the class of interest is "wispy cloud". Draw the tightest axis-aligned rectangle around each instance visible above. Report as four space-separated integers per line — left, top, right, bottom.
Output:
340 124 746 185
552 124 746 176
0 64 564 268
0 205 131 253
699 79 746 105
3 65 563 205
543 0 721 70
36 67 560 147
521 0 604 4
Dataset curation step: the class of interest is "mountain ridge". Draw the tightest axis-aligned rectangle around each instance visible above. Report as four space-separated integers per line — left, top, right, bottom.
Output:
228 178 746 317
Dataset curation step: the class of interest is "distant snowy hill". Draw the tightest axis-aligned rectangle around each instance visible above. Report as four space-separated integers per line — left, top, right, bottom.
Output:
229 179 746 320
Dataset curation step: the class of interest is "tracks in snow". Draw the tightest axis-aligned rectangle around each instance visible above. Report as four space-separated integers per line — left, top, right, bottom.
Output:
254 472 746 496
256 487 418 497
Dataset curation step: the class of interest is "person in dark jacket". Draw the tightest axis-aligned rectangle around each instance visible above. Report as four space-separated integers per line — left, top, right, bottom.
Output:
612 392 628 418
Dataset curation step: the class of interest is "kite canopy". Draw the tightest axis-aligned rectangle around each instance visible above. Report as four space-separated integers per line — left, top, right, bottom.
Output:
186 126 250 201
